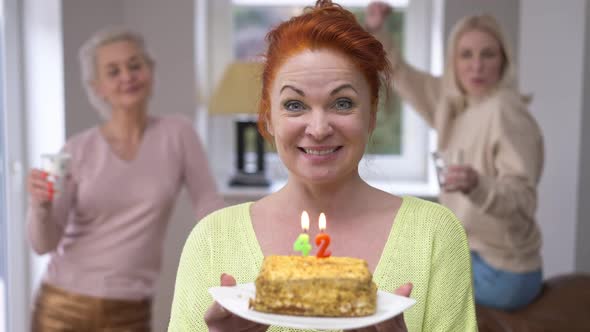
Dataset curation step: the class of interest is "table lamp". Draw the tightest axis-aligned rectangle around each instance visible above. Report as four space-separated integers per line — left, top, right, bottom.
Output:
208 61 270 187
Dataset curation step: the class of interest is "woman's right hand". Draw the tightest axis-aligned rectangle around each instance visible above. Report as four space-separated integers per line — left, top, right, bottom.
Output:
27 168 54 206
204 273 269 332
442 165 479 194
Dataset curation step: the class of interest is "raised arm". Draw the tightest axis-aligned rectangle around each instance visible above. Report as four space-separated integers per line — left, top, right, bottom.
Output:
366 2 442 127
390 55 442 128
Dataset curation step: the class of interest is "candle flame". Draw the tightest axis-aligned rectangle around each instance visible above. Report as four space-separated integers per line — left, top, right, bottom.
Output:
319 213 326 231
301 211 310 232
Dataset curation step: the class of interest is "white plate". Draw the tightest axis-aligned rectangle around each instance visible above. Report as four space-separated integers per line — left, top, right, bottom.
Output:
208 282 416 330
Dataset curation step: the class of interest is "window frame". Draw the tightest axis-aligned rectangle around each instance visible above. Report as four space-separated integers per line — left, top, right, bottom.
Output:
1 0 30 331
0 9 5 332
202 0 440 193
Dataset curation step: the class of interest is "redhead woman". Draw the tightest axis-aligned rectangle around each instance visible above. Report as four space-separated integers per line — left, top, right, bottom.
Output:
169 1 477 331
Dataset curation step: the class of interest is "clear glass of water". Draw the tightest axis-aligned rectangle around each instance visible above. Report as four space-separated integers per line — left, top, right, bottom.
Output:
41 153 71 193
432 149 464 187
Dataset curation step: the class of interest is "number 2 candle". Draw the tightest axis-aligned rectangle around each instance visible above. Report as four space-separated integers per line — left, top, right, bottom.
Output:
315 213 332 258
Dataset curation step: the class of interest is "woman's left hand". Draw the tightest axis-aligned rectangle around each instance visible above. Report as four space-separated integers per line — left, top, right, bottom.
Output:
346 283 413 332
443 165 479 194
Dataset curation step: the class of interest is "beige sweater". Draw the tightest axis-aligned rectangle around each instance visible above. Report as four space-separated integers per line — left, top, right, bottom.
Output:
385 34 544 273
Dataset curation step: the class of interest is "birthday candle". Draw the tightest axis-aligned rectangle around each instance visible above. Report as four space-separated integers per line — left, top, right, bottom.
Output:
293 211 312 256
315 213 332 258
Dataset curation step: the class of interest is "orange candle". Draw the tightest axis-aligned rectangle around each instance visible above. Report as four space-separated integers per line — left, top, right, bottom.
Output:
315 213 332 258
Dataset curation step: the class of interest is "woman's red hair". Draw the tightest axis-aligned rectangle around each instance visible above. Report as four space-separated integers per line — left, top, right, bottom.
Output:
257 0 393 141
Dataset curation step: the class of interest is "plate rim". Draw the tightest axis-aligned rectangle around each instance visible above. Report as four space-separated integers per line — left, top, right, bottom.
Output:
208 282 416 330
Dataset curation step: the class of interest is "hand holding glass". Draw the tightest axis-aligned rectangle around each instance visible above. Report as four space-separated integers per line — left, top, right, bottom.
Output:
432 150 463 191
41 153 71 199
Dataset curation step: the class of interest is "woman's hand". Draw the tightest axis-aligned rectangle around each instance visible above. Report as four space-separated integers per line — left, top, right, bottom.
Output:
347 283 413 332
204 273 269 332
443 165 479 194
365 1 393 33
27 168 54 206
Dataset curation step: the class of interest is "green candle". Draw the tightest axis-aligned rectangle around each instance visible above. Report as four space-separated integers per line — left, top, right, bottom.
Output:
293 211 312 256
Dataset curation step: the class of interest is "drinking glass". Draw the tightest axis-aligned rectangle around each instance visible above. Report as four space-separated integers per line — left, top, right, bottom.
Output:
41 153 71 194
432 149 464 188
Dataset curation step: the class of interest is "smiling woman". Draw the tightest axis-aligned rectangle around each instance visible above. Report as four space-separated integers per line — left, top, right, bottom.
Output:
169 1 477 331
264 50 376 185
377 8 545 310
25 27 224 332
224 0 431 186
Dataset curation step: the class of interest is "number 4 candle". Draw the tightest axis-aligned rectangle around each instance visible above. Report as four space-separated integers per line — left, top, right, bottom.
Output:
293 211 312 256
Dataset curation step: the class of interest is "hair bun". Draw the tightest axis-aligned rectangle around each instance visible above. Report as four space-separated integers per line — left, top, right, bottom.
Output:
315 0 334 7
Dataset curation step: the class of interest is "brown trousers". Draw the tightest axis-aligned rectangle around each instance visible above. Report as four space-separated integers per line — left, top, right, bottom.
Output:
32 283 151 332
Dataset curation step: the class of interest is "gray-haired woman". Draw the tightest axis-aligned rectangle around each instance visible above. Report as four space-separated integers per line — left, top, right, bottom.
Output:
26 27 224 331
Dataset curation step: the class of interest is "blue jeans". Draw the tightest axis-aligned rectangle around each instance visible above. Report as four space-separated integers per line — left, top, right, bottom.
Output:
471 252 542 310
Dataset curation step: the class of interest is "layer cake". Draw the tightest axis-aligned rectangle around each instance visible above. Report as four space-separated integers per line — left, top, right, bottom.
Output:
250 255 377 317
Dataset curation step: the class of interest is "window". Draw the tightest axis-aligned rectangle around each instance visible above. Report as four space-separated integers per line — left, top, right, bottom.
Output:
1 0 29 330
206 0 436 190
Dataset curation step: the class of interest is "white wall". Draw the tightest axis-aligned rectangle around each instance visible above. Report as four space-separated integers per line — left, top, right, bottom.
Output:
62 0 122 135
519 0 587 277
123 0 197 119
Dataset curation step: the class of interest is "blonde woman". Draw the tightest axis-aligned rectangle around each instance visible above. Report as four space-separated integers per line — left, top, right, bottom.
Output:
368 2 544 310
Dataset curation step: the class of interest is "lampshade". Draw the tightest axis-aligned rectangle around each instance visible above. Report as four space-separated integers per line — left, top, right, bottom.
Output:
208 61 263 115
